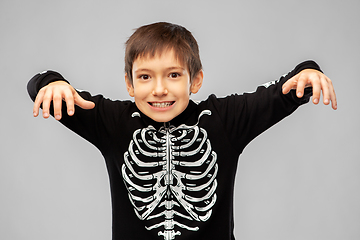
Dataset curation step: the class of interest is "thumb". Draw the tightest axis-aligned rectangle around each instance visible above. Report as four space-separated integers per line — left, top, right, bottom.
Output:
282 76 298 95
74 92 95 109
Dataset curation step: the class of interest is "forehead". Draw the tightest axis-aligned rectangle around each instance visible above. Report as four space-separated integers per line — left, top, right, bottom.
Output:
133 49 187 71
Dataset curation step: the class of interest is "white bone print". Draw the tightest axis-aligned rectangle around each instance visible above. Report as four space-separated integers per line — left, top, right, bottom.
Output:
122 110 218 240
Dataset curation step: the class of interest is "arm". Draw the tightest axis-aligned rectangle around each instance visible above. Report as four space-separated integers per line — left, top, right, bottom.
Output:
27 71 129 149
212 60 337 153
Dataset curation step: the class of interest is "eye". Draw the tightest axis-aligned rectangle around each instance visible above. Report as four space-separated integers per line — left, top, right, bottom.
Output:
169 72 180 78
139 74 150 80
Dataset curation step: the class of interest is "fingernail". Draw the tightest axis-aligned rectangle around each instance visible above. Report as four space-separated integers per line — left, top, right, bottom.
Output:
297 92 302 97
43 112 49 117
33 112 37 117
68 110 74 115
55 115 61 120
313 98 318 104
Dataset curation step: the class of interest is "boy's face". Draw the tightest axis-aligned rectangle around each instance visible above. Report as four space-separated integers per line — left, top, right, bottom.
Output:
125 49 203 123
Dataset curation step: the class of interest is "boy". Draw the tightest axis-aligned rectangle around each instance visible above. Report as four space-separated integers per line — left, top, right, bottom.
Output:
28 22 337 240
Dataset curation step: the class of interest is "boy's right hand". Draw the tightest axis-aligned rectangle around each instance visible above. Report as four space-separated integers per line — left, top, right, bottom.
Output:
33 81 95 120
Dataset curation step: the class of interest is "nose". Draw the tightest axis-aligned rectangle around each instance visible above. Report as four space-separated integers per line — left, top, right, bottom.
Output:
152 78 168 96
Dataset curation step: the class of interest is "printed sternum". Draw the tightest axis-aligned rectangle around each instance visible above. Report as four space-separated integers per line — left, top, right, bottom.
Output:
164 126 173 187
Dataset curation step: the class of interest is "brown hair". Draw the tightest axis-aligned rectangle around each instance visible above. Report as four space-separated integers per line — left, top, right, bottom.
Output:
125 22 202 83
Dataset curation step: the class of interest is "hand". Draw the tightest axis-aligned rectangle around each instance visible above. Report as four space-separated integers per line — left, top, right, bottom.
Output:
33 81 95 120
282 69 337 110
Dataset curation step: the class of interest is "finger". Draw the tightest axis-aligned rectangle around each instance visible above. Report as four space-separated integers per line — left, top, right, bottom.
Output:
311 77 321 105
63 88 75 116
74 92 95 110
296 74 307 98
33 89 45 117
41 88 53 118
282 76 297 95
52 90 63 120
320 76 330 105
326 76 338 110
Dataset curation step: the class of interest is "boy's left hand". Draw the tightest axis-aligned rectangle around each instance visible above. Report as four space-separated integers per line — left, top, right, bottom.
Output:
282 69 337 110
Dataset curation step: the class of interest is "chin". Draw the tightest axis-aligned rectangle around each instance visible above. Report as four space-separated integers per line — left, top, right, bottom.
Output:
150 115 175 123
143 107 180 123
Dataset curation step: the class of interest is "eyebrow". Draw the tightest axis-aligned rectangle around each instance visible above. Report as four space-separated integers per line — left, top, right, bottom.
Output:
134 66 186 74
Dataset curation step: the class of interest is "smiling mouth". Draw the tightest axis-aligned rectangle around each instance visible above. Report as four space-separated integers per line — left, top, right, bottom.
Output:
149 101 175 108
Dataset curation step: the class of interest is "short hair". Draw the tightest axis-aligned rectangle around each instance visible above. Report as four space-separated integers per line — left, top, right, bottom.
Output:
125 22 202 84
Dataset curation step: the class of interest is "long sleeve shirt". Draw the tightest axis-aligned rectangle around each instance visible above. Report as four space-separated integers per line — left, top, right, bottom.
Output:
27 60 320 240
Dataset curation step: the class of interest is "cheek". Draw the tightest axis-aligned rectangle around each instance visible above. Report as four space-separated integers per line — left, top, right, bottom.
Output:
133 85 148 99
173 82 191 96
177 89 191 103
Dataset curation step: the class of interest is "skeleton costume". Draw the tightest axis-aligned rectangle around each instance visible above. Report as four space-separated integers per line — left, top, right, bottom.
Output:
27 60 320 240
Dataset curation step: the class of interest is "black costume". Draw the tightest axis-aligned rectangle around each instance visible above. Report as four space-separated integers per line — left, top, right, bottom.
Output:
27 61 320 240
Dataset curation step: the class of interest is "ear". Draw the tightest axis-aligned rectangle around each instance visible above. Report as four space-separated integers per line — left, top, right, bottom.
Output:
125 73 135 97
190 70 203 94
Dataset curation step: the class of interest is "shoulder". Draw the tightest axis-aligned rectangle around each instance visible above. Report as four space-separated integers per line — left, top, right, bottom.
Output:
192 93 243 104
190 94 245 117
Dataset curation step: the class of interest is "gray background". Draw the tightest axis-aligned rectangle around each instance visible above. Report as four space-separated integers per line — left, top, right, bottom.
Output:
1 0 359 239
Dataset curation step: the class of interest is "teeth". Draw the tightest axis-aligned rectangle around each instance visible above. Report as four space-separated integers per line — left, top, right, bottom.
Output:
151 102 173 108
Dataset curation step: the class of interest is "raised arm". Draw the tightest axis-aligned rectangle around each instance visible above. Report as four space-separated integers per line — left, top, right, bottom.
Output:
211 60 337 154
27 70 128 149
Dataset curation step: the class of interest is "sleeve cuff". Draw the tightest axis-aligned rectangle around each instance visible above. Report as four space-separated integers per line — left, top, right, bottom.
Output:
293 60 322 74
282 60 322 104
27 70 69 101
